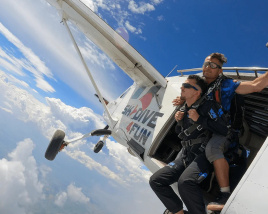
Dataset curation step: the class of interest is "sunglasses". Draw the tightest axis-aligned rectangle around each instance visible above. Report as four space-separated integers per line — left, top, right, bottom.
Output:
203 61 221 69
182 83 199 91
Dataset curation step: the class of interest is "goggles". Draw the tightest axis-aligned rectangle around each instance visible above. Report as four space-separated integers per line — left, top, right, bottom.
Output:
182 83 199 91
203 61 221 69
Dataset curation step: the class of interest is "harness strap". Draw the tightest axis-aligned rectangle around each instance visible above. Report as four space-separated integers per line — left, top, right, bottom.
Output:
181 130 211 167
215 90 221 103
177 97 206 139
208 75 232 124
198 130 212 153
181 137 206 147
178 124 203 139
176 103 186 127
205 75 226 98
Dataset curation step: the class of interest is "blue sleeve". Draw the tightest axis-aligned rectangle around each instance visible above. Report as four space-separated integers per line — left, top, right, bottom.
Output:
220 79 241 111
221 79 240 97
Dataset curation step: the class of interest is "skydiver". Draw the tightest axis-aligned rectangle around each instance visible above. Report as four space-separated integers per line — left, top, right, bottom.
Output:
150 75 229 214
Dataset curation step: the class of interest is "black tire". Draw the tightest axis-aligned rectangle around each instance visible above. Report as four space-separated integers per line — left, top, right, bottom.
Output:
94 141 104 153
45 130 65 161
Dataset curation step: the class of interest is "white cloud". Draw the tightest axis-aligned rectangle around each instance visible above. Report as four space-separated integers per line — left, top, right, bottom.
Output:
0 71 62 137
0 1 131 106
0 139 45 214
35 76 55 92
0 106 13 113
0 68 30 90
128 1 155 14
80 0 98 12
0 23 55 93
46 97 105 131
80 39 116 70
55 183 90 207
152 0 164 5
0 70 147 185
125 21 143 35
157 15 164 21
0 23 52 78
68 184 90 203
136 28 143 34
55 191 68 207
65 149 125 184
125 20 136 33
106 138 152 182
0 69 165 213
0 138 95 214
80 0 110 12
0 47 24 76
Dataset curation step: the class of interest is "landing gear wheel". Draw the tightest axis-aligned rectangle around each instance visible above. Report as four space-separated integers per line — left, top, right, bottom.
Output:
45 130 65 161
94 140 104 153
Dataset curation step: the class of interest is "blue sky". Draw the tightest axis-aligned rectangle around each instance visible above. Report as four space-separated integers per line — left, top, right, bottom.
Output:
0 0 267 213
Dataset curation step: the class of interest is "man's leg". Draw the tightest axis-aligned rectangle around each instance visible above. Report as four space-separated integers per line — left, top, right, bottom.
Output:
205 134 231 209
178 153 212 214
149 152 186 214
213 158 229 188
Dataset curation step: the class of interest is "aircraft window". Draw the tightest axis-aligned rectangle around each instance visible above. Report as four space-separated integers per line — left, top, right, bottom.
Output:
131 86 146 99
148 85 161 94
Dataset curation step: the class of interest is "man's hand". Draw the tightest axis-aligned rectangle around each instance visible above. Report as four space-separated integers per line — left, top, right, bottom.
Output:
188 109 200 122
175 111 185 121
172 96 185 106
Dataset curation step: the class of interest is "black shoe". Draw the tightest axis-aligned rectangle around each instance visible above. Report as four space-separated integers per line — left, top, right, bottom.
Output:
163 209 171 214
207 192 231 211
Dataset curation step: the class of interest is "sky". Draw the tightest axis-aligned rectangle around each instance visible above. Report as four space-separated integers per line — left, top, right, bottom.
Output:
0 0 267 213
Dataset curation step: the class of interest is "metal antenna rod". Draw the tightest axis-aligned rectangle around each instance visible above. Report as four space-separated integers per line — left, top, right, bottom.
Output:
166 65 178 77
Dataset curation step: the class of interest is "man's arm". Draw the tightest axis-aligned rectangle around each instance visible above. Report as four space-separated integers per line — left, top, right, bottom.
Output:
175 111 185 122
235 72 268 94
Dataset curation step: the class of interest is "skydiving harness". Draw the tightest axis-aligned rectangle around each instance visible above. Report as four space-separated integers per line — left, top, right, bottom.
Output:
211 75 244 137
177 97 210 167
178 75 231 140
177 75 232 167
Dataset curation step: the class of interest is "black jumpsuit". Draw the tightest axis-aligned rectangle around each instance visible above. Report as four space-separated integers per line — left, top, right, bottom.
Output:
149 99 228 214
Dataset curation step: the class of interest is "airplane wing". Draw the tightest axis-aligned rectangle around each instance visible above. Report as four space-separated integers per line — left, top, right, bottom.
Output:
47 0 167 88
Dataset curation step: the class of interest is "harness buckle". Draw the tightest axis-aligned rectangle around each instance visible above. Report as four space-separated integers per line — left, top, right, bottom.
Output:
197 125 203 131
183 158 187 168
188 140 193 146
181 140 194 147
178 132 184 139
184 129 190 136
200 143 206 150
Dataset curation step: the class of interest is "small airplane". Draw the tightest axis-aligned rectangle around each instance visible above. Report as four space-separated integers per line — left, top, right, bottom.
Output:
44 0 268 213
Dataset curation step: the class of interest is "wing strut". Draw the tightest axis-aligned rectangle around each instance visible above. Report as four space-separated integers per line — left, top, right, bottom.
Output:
62 18 117 127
